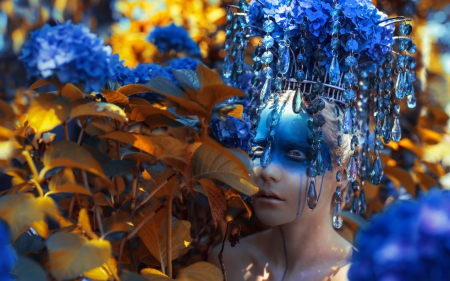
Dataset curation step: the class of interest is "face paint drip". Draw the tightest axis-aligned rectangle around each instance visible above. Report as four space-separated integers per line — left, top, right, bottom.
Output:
295 173 304 219
300 176 309 215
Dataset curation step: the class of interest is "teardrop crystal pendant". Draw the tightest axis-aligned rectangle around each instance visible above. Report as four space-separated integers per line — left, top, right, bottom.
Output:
223 54 233 78
277 44 290 75
315 150 324 175
346 155 357 182
371 155 383 185
391 115 401 142
332 201 343 229
235 49 244 74
293 88 302 114
260 79 270 103
382 114 391 143
359 190 367 215
407 86 416 109
342 107 352 134
350 195 360 213
307 179 318 210
395 71 406 99
261 141 272 168
329 56 341 85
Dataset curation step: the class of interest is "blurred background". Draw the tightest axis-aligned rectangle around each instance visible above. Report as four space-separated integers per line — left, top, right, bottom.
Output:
0 0 450 242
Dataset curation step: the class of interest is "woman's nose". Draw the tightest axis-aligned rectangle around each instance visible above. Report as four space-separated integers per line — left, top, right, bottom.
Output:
258 162 282 183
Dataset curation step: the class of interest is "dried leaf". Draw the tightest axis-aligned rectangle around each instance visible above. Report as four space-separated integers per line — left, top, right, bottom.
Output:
27 93 71 134
40 140 107 180
0 100 15 125
415 172 440 190
117 84 154 97
398 138 423 157
14 256 49 281
384 166 416 196
78 208 97 239
29 79 50 90
192 143 258 196
196 85 246 114
70 102 128 123
141 262 222 281
198 179 226 225
130 105 177 122
59 83 83 101
101 90 129 107
137 209 192 267
83 257 117 281
417 126 442 144
46 232 111 281
94 193 113 207
196 64 223 88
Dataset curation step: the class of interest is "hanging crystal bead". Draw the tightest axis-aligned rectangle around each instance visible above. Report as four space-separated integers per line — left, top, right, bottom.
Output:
307 180 318 209
261 141 272 168
238 0 248 12
345 56 358 68
407 86 416 108
404 70 413 96
263 19 275 33
371 155 383 185
261 51 273 64
395 71 406 99
262 35 274 48
329 56 341 85
260 79 270 103
382 114 391 143
307 166 318 178
346 155 357 182
315 150 324 175
293 88 302 114
277 44 290 74
295 69 306 82
350 195 360 213
391 115 401 142
262 66 273 79
343 72 357 87
223 54 233 78
343 89 356 102
274 77 283 91
342 107 352 134
332 201 343 229
226 9 233 22
359 190 367 214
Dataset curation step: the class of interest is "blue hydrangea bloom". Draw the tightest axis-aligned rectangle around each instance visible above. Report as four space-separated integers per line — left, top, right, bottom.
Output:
0 219 18 281
210 113 254 152
349 188 450 281
147 23 201 56
247 0 394 70
19 21 117 92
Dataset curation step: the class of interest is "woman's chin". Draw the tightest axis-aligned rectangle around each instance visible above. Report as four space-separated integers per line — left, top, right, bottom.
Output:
254 204 292 226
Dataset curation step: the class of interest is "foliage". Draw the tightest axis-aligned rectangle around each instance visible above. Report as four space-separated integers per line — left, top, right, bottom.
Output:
1 35 257 279
349 188 450 281
147 24 201 56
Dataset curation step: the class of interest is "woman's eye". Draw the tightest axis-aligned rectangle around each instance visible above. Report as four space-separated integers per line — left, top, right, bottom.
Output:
287 150 307 161
252 146 264 156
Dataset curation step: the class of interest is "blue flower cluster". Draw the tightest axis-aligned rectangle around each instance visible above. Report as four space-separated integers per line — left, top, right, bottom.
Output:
247 0 394 68
19 21 117 92
113 57 199 86
147 23 201 56
349 188 450 281
210 113 254 152
0 219 17 281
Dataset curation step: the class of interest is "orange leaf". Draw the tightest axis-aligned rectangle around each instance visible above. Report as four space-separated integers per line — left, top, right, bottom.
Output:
398 138 423 157
101 90 129 107
196 85 246 115
196 64 223 88
198 179 227 225
415 172 440 190
29 79 50 90
117 84 154 97
59 83 84 101
384 166 416 196
130 105 177 122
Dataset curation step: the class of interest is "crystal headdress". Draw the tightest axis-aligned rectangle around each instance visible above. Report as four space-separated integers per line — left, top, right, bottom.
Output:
223 0 416 228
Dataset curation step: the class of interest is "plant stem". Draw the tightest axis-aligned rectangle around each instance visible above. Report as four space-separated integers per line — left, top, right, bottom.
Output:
130 161 140 210
68 196 75 221
30 179 44 197
95 203 104 237
63 121 70 141
167 195 173 278
130 173 175 218
218 221 236 281
21 150 39 180
82 170 91 194
77 122 86 145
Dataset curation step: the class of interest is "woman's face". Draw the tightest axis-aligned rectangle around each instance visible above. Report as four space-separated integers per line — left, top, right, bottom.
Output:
251 94 334 226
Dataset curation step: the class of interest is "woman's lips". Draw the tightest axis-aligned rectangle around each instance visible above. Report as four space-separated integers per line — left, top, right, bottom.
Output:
253 190 285 202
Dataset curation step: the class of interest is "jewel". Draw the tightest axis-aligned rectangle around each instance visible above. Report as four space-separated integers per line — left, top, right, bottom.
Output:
359 190 367 214
226 25 232 37
307 180 318 209
404 70 413 96
352 181 359 192
335 186 342 200
226 9 233 22
299 21 308 32
346 39 359 52
409 44 417 54
371 155 383 185
251 76 261 87
260 79 270 102
239 0 248 12
331 21 340 34
351 135 359 150
337 155 341 166
277 46 290 75
391 115 401 142
261 141 272 168
332 201 343 229
396 55 405 69
293 88 302 114
343 89 356 102
254 45 264 57
329 56 341 85
235 49 244 74
307 120 317 132
362 155 371 180
313 114 325 127
342 107 352 134
262 35 274 48
295 69 306 82
307 166 317 177
223 54 233 78
314 98 325 111
274 77 283 91
346 155 357 182
262 66 273 79
253 61 262 71
386 53 394 63
382 114 391 143
307 131 324 145
331 38 340 50
261 51 273 64
377 67 384 79
385 66 392 76
343 72 357 87
407 86 416 108
337 135 342 146
263 19 275 33
350 195 359 213
336 170 341 182
297 53 307 65
345 56 358 68
395 71 406 99
334 105 340 117
234 16 247 29
400 23 412 35
225 39 232 51
331 4 342 17
315 150 324 175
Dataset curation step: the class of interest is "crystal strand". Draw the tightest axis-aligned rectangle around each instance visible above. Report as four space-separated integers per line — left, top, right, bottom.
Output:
222 8 234 78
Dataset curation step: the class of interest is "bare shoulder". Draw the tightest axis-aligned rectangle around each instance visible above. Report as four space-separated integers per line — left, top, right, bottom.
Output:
208 229 271 281
326 263 350 281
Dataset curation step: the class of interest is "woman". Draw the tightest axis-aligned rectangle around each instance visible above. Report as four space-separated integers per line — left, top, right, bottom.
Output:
209 0 412 279
209 92 353 281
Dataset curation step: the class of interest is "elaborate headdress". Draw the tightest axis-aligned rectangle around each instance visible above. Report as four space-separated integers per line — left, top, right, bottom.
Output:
223 0 416 228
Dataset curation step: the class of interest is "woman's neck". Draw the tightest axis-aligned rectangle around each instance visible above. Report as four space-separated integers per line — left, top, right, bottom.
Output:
267 209 352 280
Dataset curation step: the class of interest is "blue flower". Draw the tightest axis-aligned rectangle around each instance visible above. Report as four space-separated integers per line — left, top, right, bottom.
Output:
0 219 18 281
210 113 254 152
147 23 201 56
19 21 117 92
349 189 450 281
